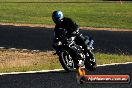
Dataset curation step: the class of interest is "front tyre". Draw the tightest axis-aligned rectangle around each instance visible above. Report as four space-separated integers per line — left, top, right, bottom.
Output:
59 51 75 72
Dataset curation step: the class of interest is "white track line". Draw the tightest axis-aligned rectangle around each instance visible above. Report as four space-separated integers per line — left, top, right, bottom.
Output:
0 62 132 75
0 69 64 75
97 62 132 67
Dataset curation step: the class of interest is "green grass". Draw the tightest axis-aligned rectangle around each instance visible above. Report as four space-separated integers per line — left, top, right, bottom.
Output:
95 53 132 65
0 49 132 73
0 63 62 73
0 0 102 2
0 2 132 29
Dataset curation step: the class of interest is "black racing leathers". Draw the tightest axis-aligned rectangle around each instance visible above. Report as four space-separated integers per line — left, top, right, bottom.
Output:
54 17 79 38
53 17 87 52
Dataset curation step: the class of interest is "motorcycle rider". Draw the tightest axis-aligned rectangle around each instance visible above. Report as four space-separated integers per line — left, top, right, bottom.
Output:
52 10 91 55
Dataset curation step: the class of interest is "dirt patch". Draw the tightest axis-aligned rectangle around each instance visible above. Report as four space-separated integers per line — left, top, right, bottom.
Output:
0 23 55 28
0 23 132 32
80 27 132 32
0 49 57 69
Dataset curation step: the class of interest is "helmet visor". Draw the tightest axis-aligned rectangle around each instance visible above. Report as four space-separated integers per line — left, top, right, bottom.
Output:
52 17 61 24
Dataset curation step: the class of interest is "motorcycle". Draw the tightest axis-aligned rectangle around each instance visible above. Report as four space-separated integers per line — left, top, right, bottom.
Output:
53 34 97 72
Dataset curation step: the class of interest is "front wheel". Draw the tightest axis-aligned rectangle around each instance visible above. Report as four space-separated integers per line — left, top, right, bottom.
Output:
84 51 97 71
59 50 76 72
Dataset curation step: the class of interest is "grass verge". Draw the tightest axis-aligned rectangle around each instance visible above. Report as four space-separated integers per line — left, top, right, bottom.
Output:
0 2 132 29
0 49 132 73
95 53 132 65
0 0 102 2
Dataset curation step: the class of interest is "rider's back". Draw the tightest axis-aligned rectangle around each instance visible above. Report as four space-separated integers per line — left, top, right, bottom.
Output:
54 17 79 38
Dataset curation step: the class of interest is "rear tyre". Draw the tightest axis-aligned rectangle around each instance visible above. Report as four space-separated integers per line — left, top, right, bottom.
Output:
85 51 97 71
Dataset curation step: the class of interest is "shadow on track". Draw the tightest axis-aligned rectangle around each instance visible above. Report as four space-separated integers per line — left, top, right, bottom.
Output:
0 25 132 54
0 63 132 88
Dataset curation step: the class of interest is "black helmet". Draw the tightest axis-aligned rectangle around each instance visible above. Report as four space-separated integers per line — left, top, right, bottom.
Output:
52 10 63 24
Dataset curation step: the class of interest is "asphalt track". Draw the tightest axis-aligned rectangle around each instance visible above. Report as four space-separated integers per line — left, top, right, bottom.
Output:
0 25 132 54
0 25 132 88
0 63 132 88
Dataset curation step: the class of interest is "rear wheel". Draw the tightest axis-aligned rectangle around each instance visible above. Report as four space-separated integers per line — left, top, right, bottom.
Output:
59 50 76 72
